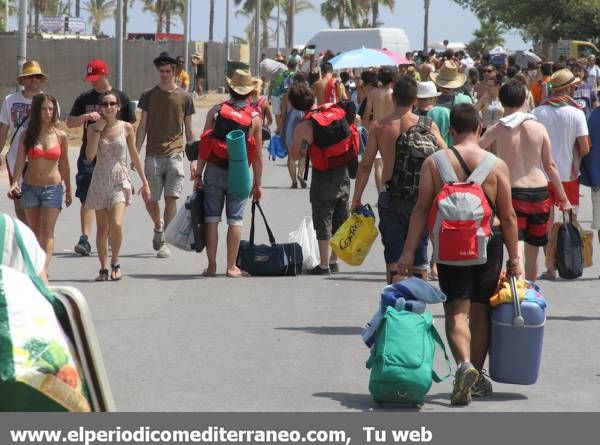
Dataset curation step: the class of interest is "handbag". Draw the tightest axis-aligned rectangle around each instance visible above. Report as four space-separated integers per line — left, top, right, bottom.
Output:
237 202 303 276
556 211 583 279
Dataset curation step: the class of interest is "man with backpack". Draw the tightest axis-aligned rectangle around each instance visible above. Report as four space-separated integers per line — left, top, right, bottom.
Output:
289 83 359 275
351 76 445 284
397 104 521 406
269 59 297 129
197 70 263 278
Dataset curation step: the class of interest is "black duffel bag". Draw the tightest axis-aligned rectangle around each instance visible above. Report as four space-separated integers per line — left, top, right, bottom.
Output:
556 211 583 280
185 189 206 252
237 202 303 276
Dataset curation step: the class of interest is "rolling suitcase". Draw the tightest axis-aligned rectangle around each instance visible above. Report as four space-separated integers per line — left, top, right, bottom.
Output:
489 275 546 385
51 286 116 412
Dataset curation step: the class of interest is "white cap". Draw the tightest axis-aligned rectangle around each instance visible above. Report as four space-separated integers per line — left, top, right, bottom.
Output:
417 81 442 99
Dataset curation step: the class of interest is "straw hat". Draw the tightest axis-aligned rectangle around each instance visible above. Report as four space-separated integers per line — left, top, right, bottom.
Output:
17 61 48 84
417 81 441 98
430 61 467 89
550 68 581 91
226 70 256 95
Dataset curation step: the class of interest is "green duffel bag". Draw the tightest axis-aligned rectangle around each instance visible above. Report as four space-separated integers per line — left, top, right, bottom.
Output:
366 307 451 405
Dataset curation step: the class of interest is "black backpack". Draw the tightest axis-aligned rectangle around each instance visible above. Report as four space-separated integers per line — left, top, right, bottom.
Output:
387 116 439 202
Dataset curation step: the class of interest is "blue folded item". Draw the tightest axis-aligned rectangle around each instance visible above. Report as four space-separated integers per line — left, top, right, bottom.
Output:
268 134 287 161
382 278 447 305
523 284 548 310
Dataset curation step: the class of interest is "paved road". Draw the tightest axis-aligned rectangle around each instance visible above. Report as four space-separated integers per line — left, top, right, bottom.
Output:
2 108 599 412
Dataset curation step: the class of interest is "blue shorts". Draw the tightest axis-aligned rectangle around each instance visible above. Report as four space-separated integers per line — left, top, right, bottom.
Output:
377 190 428 269
20 183 63 209
203 163 247 226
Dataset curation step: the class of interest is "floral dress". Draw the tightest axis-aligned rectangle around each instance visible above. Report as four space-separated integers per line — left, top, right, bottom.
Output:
85 122 132 210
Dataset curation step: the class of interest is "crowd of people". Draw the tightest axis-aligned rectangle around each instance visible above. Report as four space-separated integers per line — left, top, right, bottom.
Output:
1 44 599 405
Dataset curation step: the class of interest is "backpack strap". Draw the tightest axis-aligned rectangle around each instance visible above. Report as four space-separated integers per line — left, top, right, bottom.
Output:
417 116 433 131
467 153 497 185
431 324 452 383
432 151 459 184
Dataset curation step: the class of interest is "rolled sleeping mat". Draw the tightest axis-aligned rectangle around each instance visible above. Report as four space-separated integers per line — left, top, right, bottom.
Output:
226 129 252 200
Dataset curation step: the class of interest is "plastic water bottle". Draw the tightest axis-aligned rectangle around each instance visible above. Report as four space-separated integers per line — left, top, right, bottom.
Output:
394 297 426 314
361 309 384 348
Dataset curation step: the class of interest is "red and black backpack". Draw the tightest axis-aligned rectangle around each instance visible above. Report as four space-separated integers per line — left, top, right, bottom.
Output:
304 101 359 172
199 101 257 168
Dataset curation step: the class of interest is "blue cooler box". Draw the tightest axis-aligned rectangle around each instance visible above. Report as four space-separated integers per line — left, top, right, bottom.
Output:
489 301 546 384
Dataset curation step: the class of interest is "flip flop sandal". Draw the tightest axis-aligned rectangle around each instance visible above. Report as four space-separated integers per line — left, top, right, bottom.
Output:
95 269 109 282
226 270 251 278
538 271 557 281
201 268 216 277
110 264 122 281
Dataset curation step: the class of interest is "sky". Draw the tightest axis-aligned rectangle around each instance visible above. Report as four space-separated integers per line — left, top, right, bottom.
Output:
10 0 531 51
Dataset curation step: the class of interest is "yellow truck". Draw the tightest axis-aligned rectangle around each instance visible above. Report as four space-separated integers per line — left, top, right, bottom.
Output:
554 40 599 59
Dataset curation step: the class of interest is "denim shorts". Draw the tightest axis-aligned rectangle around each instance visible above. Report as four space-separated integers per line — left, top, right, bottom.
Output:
20 183 63 209
377 190 428 269
203 163 247 226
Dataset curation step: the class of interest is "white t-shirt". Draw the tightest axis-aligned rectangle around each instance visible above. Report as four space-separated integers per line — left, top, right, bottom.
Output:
1 214 46 275
0 92 33 175
533 105 589 181
586 65 600 89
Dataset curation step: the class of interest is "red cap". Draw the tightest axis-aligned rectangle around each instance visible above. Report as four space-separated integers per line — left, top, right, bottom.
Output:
85 59 109 82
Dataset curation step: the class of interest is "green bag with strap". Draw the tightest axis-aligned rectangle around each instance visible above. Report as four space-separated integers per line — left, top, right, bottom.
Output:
366 307 451 405
0 215 91 411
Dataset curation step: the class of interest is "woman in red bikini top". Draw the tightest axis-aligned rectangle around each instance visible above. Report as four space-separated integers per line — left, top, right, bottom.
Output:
8 93 72 279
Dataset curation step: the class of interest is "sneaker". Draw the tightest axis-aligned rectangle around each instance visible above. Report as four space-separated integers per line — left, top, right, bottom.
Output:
471 370 493 397
74 235 91 256
329 263 340 274
157 243 171 258
152 228 164 251
451 362 479 406
308 265 330 275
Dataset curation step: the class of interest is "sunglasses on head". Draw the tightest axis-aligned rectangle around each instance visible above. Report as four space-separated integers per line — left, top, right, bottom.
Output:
101 101 118 107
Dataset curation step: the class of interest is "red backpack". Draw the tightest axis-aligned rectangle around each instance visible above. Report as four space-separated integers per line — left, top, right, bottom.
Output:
428 150 497 266
199 102 257 168
304 102 359 172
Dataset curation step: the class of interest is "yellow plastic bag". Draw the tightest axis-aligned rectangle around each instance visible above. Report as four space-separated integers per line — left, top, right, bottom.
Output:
330 205 378 266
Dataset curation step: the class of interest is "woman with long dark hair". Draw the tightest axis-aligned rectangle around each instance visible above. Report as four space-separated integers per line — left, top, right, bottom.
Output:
8 93 72 277
85 92 150 281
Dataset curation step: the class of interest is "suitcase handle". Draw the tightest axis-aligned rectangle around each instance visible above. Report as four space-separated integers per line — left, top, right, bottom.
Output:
508 274 525 327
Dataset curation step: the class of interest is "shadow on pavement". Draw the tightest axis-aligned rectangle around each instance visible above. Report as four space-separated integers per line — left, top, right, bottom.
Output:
546 315 600 321
326 277 386 283
313 392 421 412
127 273 202 281
275 326 362 335
427 392 528 403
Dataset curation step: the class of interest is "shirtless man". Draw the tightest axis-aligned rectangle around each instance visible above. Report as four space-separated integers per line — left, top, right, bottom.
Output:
351 76 446 283
363 67 398 192
479 80 570 281
312 62 337 105
397 103 520 405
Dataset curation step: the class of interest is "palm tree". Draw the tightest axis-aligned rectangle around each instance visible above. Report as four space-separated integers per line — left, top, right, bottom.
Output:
423 0 430 52
142 0 164 32
467 16 506 54
83 0 116 35
122 0 136 38
209 0 215 41
320 0 361 29
371 0 394 27
164 0 184 33
33 0 48 33
235 0 278 52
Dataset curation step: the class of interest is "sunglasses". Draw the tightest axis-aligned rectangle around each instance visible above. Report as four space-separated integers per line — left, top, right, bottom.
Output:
101 101 118 107
25 74 45 80
484 69 494 73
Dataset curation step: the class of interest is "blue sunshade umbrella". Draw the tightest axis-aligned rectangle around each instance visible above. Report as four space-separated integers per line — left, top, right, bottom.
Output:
329 47 398 70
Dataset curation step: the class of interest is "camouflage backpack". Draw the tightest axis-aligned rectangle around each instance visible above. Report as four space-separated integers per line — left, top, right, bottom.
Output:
387 116 439 203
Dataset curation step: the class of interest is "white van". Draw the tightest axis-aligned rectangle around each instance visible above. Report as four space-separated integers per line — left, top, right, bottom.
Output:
305 28 411 57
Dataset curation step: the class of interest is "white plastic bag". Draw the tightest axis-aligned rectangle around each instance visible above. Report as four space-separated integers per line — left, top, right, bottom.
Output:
289 217 320 270
165 198 194 251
